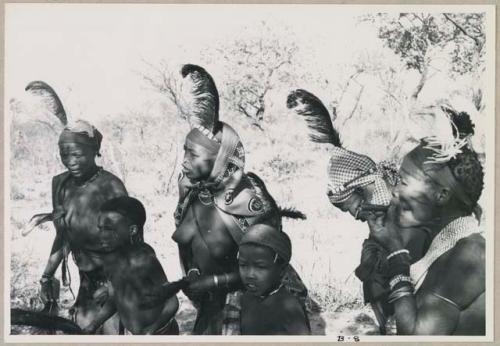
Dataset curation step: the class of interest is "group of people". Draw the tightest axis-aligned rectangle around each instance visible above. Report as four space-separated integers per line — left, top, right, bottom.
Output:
26 64 485 336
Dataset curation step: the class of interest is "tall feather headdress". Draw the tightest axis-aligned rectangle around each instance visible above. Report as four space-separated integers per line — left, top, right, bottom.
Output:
286 89 341 147
178 64 220 134
25 81 68 126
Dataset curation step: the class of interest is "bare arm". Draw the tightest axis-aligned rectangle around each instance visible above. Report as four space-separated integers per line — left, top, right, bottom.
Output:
394 237 485 335
42 231 65 277
136 251 180 334
82 287 117 334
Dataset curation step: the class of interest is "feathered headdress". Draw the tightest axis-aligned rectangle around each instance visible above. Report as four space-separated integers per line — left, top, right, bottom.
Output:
422 104 475 164
287 88 397 206
25 81 68 126
286 89 341 147
178 64 220 136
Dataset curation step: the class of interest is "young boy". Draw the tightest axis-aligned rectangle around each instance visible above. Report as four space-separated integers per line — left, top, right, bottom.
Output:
82 196 179 335
238 224 311 335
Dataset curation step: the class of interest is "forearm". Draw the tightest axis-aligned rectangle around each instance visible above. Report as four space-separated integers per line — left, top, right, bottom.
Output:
393 295 418 334
87 300 117 331
214 271 241 290
43 234 65 277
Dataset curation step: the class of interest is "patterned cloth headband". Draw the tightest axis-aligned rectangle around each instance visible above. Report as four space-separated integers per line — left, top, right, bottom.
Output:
327 148 395 206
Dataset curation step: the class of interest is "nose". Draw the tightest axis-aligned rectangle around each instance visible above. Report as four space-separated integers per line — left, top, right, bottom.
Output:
247 267 257 280
66 156 78 168
392 184 401 199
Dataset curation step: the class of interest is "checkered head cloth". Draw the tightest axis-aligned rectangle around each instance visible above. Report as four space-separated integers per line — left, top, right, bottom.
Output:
327 147 394 206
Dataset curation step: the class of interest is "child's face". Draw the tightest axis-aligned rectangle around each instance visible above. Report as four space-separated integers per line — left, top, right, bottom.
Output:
97 211 132 252
238 243 283 297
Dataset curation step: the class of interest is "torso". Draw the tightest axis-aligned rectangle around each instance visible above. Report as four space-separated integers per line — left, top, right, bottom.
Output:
173 196 238 274
55 169 127 270
105 244 164 334
415 233 485 335
240 287 309 335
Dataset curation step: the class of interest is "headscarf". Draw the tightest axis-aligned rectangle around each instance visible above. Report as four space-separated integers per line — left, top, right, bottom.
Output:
327 147 397 206
58 119 103 154
187 122 245 187
239 224 292 264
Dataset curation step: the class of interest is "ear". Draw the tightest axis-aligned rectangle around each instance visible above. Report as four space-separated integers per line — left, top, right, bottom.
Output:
435 188 451 206
129 224 139 236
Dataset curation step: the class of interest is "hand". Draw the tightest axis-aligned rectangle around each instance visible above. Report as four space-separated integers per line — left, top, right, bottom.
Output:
82 322 98 335
40 276 60 304
92 285 109 306
183 275 215 300
366 205 404 252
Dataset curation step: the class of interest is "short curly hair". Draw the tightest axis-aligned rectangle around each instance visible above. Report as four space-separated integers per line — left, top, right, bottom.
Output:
448 146 484 213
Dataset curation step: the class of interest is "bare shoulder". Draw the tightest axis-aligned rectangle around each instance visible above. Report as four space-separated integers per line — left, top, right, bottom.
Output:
431 233 485 309
99 169 128 195
128 243 159 269
275 288 305 315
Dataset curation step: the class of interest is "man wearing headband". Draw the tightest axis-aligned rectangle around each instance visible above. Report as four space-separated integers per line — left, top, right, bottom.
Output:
39 117 128 334
81 196 180 335
172 65 308 335
366 106 485 335
238 224 311 335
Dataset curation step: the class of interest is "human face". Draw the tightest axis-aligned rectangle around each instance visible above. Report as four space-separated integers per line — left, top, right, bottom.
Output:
181 140 215 182
238 244 283 297
391 160 440 229
59 143 97 179
333 183 375 221
97 211 133 252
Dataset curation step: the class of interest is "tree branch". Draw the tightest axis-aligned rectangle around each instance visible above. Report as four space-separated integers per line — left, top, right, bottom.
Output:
443 13 482 49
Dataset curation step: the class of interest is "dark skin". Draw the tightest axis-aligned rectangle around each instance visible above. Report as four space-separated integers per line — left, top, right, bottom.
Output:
41 142 127 332
334 183 429 262
366 160 485 335
83 211 179 335
238 244 310 335
173 139 242 299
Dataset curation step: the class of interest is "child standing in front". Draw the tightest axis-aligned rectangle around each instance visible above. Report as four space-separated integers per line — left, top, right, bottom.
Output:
238 224 311 335
82 196 180 335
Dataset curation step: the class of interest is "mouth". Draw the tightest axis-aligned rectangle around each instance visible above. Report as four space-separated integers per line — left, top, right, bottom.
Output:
245 283 258 292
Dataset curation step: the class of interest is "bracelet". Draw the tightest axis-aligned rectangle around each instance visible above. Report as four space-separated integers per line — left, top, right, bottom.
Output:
388 285 414 304
223 273 229 288
389 274 412 290
187 268 200 276
40 274 53 283
213 275 219 288
386 249 410 260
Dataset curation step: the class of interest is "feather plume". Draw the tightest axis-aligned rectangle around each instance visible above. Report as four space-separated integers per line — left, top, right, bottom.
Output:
25 81 68 126
423 105 473 164
178 64 219 132
287 89 341 146
441 106 475 138
278 206 307 220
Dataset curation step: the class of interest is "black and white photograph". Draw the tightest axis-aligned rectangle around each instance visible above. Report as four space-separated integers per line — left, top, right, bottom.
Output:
4 3 495 342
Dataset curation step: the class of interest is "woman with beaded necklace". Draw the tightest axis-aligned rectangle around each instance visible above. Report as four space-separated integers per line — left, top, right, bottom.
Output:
25 81 128 334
